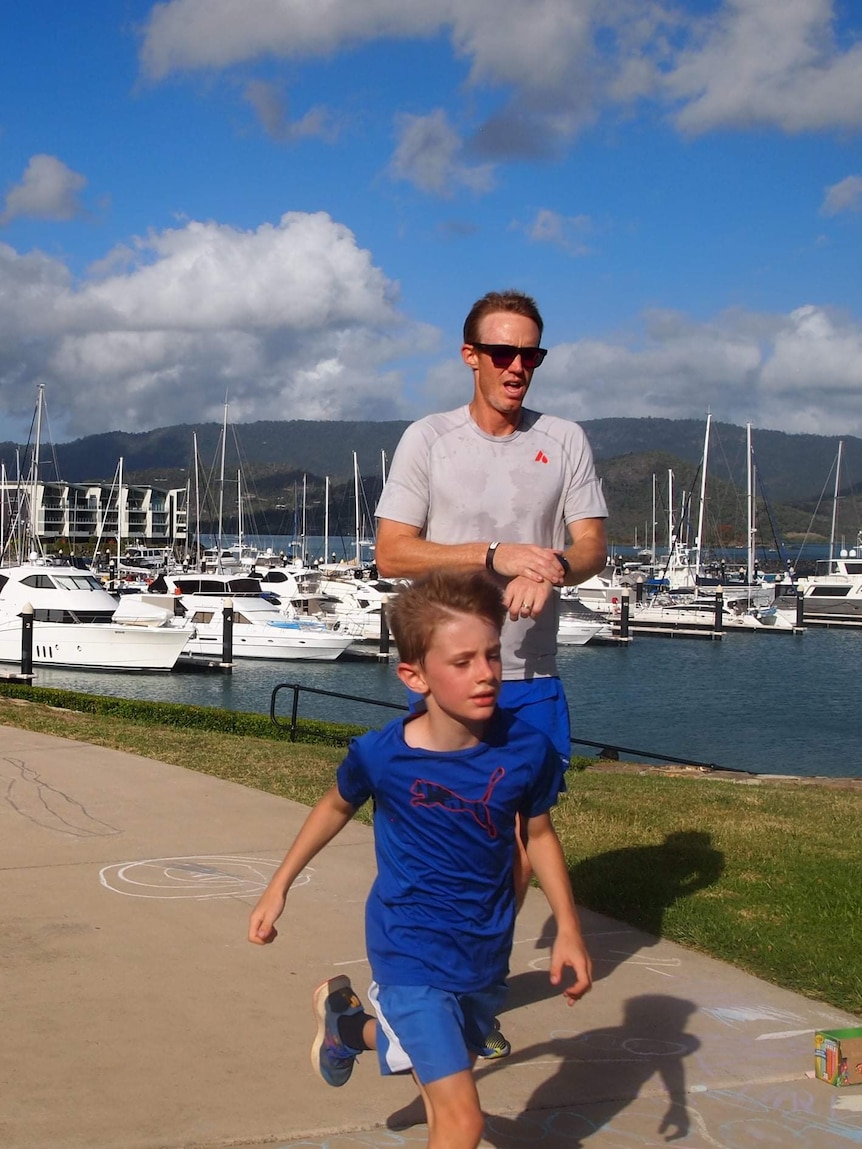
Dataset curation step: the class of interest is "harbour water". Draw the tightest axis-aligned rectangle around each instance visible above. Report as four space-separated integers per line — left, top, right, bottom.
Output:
22 625 858 781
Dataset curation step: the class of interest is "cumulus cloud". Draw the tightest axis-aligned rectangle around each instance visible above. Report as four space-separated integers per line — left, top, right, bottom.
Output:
517 208 594 256
389 110 494 197
665 0 862 134
821 174 862 216
242 80 338 143
0 212 437 437
1 220 860 439
139 0 441 78
511 305 860 436
1 155 88 225
138 0 862 162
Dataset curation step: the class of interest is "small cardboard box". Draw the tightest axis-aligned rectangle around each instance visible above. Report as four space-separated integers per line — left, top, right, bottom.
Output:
814 1027 862 1086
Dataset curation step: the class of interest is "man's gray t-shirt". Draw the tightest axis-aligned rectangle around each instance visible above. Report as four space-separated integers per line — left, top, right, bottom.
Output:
376 405 608 680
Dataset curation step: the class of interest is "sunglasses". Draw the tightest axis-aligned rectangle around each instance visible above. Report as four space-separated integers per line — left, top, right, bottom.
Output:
472 343 548 370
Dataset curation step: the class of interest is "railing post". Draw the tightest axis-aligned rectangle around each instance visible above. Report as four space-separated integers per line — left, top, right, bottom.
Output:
290 685 300 742
20 602 34 678
220 598 234 672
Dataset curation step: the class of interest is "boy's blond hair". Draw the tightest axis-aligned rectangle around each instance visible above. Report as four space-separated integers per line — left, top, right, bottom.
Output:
386 568 506 665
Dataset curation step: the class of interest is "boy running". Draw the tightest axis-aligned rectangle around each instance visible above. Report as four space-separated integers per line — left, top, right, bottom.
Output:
248 568 592 1149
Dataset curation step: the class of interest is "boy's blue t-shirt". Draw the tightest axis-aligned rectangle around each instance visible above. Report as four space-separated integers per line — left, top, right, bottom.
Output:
336 708 565 992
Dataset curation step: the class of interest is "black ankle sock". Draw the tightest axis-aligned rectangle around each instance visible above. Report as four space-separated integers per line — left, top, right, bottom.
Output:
338 1011 373 1052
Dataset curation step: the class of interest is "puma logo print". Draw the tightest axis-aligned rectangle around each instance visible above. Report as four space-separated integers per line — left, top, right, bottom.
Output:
410 766 505 838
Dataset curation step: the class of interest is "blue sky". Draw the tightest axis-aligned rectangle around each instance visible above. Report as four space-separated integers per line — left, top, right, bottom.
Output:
1 0 861 445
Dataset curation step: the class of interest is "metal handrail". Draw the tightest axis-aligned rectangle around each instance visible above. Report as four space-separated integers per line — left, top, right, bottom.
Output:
269 681 727 770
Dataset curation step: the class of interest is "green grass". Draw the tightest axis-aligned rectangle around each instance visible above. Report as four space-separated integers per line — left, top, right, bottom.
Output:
1 686 860 1016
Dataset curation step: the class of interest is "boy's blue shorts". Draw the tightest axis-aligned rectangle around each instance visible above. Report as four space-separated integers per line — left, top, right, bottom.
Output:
368 981 508 1085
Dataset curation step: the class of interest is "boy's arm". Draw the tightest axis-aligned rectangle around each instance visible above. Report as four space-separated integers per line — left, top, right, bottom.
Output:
248 785 357 946
524 812 592 1003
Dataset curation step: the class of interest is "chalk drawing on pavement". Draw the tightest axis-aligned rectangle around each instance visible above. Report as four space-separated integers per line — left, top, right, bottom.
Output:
99 854 311 899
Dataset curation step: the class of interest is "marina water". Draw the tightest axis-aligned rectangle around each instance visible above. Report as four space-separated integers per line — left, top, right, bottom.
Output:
26 626 858 781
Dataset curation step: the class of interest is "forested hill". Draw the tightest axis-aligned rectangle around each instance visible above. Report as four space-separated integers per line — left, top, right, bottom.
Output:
1 416 859 516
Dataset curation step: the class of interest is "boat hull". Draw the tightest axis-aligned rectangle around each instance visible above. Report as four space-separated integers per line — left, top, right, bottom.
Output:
0 619 189 671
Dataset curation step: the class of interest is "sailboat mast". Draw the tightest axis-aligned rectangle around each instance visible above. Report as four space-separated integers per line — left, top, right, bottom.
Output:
193 432 202 567
217 402 228 571
324 475 330 564
118 455 124 552
302 473 307 563
694 413 711 577
29 384 45 556
237 470 243 549
747 423 755 587
353 452 361 567
829 440 844 566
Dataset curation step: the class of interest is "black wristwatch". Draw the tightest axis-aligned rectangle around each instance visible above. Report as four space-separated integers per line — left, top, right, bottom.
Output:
557 553 571 579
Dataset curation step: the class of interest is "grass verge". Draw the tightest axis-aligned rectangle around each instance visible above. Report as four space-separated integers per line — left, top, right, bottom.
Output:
1 685 859 1017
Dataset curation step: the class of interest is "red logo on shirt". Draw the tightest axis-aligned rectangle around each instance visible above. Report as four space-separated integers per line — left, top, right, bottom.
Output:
410 767 504 838
535 451 549 464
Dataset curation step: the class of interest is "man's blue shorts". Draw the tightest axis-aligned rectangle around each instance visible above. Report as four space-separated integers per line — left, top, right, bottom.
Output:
407 675 571 766
497 677 571 766
368 982 507 1085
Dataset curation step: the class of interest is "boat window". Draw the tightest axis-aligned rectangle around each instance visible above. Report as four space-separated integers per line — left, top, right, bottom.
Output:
22 574 57 589
190 611 216 623
54 575 104 592
234 612 251 625
810 586 850 597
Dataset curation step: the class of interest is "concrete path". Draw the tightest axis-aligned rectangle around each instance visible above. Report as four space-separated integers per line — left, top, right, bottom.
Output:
1 725 859 1149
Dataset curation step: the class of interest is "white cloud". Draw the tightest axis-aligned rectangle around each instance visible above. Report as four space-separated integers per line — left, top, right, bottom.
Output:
821 175 862 216
415 304 862 437
525 305 862 436
0 155 88 225
139 0 442 78
139 0 862 158
242 80 338 143
0 213 433 437
518 208 594 256
389 110 494 197
665 0 862 134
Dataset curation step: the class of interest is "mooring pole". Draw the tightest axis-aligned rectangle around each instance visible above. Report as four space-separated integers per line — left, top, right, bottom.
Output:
713 588 724 634
20 602 34 678
377 604 390 662
220 598 234 672
619 587 630 639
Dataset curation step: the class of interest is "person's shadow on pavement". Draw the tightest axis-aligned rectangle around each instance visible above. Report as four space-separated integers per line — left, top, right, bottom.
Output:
504 829 725 1010
478 994 700 1147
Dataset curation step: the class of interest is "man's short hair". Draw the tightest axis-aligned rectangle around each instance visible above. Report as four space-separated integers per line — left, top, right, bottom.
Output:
387 568 506 665
463 290 544 344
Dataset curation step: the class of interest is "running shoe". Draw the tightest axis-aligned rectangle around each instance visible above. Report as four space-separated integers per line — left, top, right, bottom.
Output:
311 975 365 1087
478 1018 511 1060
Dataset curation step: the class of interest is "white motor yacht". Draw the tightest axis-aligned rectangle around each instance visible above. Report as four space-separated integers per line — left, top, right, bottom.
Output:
115 586 354 662
0 562 190 671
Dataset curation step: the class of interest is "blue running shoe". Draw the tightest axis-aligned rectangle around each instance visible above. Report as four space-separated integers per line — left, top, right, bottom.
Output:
478 1019 511 1060
311 975 365 1087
